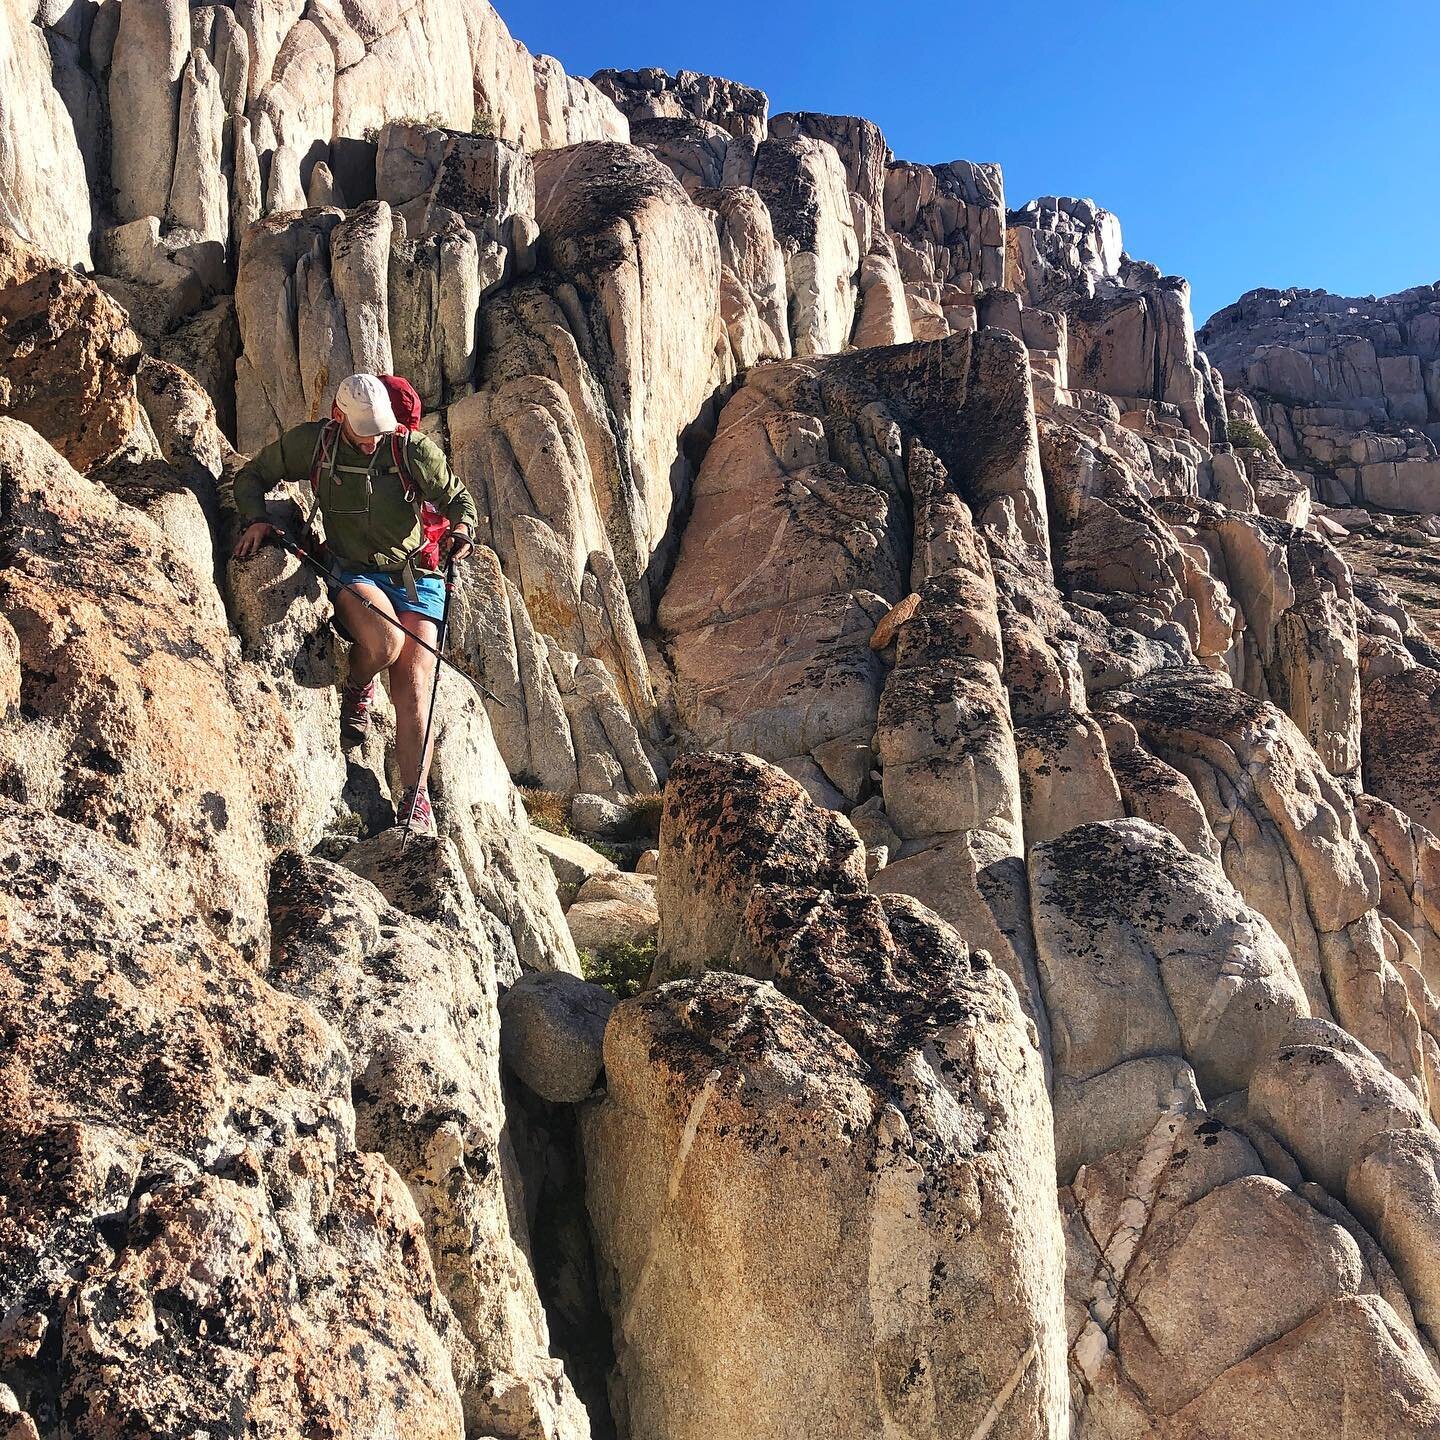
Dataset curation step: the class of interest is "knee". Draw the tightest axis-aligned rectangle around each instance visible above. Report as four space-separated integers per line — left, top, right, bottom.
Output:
393 646 433 694
379 630 406 668
358 626 403 669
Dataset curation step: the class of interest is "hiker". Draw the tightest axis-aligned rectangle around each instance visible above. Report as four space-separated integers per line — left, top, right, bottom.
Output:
232 372 478 836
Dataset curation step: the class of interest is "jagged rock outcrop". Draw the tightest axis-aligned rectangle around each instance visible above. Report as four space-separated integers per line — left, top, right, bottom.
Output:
522 142 723 583
0 248 589 1432
692 184 790 365
270 835 588 1438
658 327 1050 793
1200 281 1440 885
0 2 95 268
1007 195 1121 306
234 201 397 451
584 752 1069 1440
884 158 1004 335
1 0 627 384
433 137 729 799
750 134 860 358
1009 197 1214 444
0 234 157 473
592 68 769 143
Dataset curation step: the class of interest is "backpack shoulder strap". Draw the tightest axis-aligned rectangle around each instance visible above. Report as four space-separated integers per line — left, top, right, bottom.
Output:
390 427 418 501
307 420 340 485
302 420 340 533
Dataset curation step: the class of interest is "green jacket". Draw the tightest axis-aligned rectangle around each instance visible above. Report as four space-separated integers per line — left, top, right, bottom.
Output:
232 420 480 575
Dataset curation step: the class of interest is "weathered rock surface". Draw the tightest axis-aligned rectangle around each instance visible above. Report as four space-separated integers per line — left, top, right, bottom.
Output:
0 234 156 473
752 135 860 356
1031 818 1310 1098
523 142 723 581
6 5 1440 1436
0 239 588 1432
422 668 583 979
270 836 588 1438
653 752 866 982
592 68 769 143
0 4 94 268
235 202 397 452
885 157 1004 330
0 417 293 960
693 184 791 366
0 802 467 1436
1362 664 1440 833
659 327 1049 795
584 752 1068 1440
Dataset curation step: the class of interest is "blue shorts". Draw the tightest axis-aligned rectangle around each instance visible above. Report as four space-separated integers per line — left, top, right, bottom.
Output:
330 566 446 630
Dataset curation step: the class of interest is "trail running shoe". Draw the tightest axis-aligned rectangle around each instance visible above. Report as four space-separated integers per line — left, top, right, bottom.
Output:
399 785 436 838
339 680 374 750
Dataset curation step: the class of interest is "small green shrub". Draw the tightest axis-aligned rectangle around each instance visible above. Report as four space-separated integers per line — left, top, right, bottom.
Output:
580 938 656 999
472 110 497 138
326 808 365 837
1226 418 1272 453
363 113 448 143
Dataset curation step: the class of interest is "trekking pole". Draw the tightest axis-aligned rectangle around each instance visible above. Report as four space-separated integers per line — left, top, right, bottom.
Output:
403 552 456 850
270 528 506 706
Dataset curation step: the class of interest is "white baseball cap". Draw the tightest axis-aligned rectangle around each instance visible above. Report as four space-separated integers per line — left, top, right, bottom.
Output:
333 373 398 436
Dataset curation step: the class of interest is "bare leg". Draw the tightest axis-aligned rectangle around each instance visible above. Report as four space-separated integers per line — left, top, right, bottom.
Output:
390 611 440 793
335 583 404 687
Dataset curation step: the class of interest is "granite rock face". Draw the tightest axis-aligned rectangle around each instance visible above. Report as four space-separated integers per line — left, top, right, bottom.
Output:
270 837 589 1438
0 416 286 960
5 4 1440 1437
0 233 157 473
0 801 468 1440
0 0 95 268
0 251 585 1435
1201 285 1440 867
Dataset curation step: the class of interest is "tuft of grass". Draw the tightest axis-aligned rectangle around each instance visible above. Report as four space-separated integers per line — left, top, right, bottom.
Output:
579 938 656 999
519 783 659 854
1226 418 1273 453
519 787 572 837
614 793 665 843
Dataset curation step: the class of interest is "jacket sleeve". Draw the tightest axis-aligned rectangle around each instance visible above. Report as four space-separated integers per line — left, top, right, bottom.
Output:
413 435 480 532
231 429 304 525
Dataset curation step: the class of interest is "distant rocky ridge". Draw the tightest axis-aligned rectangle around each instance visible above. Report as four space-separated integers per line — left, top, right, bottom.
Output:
1202 283 1440 511
6 2 1440 1438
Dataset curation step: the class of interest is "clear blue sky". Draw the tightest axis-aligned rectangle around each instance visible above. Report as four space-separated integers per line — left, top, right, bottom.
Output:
512 0 1440 325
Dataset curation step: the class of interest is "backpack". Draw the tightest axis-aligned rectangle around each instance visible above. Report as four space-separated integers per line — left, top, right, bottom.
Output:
379 374 451 571
305 374 451 573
